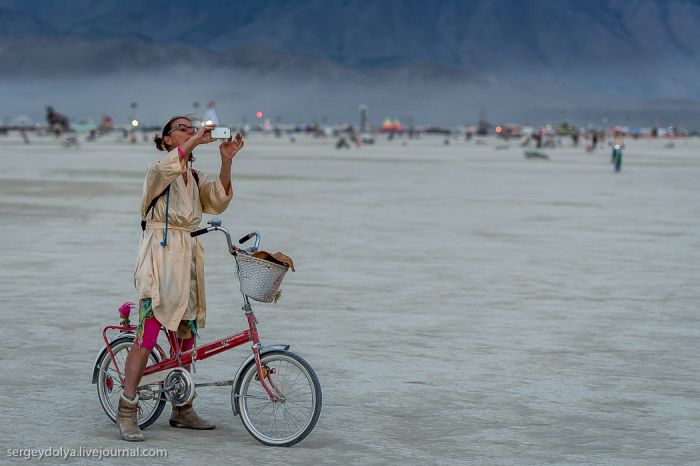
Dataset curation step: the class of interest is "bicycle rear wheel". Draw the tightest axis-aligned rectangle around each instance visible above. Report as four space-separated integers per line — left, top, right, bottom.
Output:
96 337 166 429
235 351 321 446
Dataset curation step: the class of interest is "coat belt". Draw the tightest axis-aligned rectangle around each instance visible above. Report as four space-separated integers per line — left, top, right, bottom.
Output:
145 221 194 233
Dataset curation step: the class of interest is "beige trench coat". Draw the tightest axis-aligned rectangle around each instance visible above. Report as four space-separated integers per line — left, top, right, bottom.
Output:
134 148 233 332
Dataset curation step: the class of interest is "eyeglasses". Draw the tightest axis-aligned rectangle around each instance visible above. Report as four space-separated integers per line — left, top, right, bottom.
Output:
168 124 198 135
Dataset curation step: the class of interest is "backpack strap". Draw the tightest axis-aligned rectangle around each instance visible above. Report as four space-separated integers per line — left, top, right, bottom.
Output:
140 169 200 231
141 185 169 231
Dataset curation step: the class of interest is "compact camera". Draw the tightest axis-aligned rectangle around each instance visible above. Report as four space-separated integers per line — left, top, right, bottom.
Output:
211 127 231 139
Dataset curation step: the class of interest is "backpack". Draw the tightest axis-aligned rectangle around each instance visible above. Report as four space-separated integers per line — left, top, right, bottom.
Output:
141 169 200 231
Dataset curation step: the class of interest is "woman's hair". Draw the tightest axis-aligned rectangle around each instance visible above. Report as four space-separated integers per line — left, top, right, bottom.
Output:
153 115 192 152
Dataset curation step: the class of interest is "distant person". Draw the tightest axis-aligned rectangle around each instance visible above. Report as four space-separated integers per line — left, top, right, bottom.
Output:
611 135 624 173
348 126 361 148
533 130 543 148
336 137 350 149
118 116 244 442
46 106 70 136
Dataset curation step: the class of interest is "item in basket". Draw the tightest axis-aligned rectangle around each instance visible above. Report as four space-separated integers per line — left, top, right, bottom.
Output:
252 251 296 272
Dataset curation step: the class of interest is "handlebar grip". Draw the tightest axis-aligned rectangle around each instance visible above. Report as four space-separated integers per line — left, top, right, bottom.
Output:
239 232 255 244
191 228 209 237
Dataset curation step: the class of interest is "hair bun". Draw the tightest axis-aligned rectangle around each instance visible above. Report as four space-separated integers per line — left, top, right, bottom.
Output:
153 134 165 151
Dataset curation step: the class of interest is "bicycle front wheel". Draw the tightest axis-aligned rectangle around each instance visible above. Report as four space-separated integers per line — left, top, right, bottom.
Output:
235 351 322 446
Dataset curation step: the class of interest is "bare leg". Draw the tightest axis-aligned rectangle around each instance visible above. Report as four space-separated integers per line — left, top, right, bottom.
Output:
177 335 194 372
123 345 151 399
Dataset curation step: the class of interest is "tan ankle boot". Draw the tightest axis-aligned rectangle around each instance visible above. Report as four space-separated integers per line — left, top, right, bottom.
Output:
118 393 144 441
169 402 216 430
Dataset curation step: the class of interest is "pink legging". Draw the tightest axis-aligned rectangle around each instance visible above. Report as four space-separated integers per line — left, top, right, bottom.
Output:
135 315 194 352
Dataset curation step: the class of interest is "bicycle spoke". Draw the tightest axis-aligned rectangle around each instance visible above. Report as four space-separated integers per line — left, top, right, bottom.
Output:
280 404 305 425
284 398 313 411
272 405 280 436
283 409 301 431
242 394 271 401
250 400 273 420
285 403 313 420
284 363 304 390
106 388 121 403
280 383 312 398
116 351 126 370
282 409 294 433
279 361 291 389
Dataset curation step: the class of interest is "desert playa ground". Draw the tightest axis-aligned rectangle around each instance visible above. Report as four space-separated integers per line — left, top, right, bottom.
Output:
0 132 699 464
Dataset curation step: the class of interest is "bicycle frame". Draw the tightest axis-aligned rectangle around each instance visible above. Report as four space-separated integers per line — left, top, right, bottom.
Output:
100 223 282 401
101 295 281 401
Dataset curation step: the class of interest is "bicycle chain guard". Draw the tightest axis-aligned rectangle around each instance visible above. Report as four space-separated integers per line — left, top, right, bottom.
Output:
164 368 195 407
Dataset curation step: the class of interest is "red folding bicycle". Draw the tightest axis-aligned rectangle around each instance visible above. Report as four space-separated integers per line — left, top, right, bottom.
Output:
91 219 322 446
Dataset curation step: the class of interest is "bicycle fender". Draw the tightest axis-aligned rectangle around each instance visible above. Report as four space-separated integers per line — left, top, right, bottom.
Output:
90 333 165 384
231 344 290 416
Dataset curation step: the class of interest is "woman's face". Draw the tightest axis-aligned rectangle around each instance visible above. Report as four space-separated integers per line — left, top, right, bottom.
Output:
163 118 197 149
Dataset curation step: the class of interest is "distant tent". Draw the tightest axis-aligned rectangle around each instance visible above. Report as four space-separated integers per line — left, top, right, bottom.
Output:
381 119 401 132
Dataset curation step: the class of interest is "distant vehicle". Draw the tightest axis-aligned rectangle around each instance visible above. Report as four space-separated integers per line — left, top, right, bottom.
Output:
524 150 549 160
424 126 451 135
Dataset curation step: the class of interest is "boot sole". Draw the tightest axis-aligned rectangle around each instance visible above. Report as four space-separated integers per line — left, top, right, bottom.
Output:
120 433 145 442
169 420 216 430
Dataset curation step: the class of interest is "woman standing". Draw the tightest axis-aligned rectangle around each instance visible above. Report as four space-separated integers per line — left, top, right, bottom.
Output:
119 116 244 442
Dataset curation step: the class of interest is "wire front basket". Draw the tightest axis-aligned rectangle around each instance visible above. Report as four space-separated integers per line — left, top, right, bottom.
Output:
235 253 289 303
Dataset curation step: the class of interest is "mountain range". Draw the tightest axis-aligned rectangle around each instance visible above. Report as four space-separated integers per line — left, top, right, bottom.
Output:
1 0 699 125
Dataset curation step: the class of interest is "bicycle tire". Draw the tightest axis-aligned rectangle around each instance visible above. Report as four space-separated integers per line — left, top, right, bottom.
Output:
234 350 322 446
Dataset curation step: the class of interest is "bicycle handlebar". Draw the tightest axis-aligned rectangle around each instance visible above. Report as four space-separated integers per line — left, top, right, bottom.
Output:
239 231 261 251
189 219 260 254
239 232 256 244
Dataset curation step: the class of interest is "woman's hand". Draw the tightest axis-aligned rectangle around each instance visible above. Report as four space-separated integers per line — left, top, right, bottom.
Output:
190 124 217 146
219 132 244 162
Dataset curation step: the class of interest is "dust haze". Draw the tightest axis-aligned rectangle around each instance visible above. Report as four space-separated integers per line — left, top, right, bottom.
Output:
3 66 698 128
